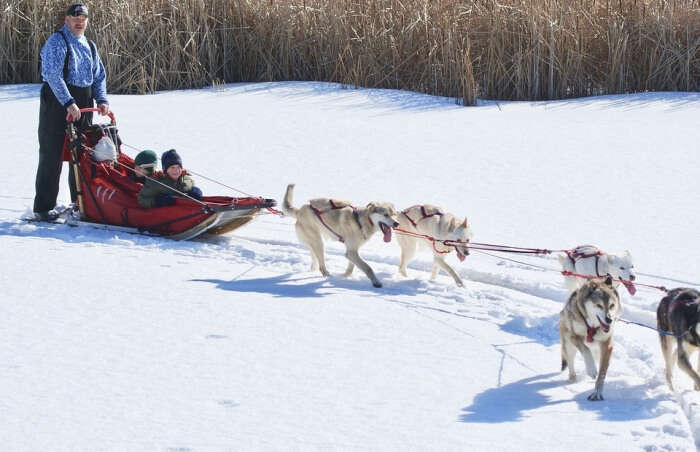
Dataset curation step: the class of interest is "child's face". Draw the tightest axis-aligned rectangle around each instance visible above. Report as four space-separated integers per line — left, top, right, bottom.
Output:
166 164 182 180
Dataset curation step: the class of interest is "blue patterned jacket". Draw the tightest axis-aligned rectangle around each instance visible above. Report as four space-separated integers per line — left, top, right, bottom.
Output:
40 25 108 108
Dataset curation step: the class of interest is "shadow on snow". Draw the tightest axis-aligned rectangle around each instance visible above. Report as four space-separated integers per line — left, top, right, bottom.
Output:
460 372 669 423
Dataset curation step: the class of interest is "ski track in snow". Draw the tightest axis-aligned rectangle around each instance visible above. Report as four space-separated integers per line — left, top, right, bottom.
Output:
4 210 700 449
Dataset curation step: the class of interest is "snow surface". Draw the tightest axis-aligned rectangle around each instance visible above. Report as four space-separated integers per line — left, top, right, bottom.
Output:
1 82 700 451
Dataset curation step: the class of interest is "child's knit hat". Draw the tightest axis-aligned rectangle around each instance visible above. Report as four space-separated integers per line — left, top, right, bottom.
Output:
161 149 182 170
134 150 157 167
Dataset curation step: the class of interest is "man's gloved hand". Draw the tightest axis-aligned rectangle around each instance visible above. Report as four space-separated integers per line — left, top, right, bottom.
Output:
155 194 177 207
189 186 203 200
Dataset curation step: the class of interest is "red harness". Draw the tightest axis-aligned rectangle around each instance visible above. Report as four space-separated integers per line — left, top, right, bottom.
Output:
565 245 604 276
310 201 368 243
401 205 443 228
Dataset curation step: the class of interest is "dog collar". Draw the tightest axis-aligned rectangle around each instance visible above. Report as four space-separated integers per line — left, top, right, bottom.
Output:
586 326 598 343
359 209 371 228
583 317 598 343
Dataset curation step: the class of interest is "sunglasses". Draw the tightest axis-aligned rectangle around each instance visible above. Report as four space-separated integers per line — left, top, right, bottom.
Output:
137 163 156 174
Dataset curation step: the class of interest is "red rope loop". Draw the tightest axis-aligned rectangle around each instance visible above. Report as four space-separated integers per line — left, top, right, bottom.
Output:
561 271 667 292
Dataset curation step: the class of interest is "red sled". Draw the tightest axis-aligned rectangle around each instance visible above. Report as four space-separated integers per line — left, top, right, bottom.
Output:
63 108 276 240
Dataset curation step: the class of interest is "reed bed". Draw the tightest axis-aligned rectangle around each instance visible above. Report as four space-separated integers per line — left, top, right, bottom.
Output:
1 0 698 105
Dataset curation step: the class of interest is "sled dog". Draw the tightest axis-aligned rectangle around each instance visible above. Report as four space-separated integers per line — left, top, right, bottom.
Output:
559 276 622 401
558 245 636 295
656 288 700 391
395 204 472 287
281 184 399 288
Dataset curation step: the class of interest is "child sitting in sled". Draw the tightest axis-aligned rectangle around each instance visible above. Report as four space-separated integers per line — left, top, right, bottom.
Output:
137 149 203 208
131 150 157 183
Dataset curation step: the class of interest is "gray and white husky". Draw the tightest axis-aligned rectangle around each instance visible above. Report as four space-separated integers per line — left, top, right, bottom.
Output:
559 276 622 401
282 184 399 288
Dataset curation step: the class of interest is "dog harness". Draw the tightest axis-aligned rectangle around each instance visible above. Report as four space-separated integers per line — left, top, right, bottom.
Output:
310 200 368 243
401 205 443 228
399 206 464 255
664 290 700 343
565 245 604 277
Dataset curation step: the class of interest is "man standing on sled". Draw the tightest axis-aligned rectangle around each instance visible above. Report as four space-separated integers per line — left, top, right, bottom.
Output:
33 2 110 221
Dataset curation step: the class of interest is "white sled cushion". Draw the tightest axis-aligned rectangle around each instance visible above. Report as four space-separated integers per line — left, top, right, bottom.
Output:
93 136 117 162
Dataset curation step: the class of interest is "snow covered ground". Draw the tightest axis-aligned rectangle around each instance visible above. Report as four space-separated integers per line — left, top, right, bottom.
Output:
1 82 700 451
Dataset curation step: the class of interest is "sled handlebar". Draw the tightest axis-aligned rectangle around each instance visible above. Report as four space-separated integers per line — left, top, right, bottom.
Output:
66 107 116 125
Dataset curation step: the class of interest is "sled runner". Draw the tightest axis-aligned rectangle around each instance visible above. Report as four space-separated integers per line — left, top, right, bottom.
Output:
59 108 275 240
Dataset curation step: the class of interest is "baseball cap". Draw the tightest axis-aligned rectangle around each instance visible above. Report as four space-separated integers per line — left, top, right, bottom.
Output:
66 3 89 17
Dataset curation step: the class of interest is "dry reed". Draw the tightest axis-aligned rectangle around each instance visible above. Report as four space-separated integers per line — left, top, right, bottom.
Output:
0 0 698 105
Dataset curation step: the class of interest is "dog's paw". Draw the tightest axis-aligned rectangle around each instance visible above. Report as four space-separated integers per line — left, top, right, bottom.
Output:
587 391 604 401
585 364 598 379
372 281 383 288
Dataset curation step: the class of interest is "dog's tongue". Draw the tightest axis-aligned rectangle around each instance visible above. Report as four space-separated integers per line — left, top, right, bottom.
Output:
623 280 637 295
381 223 392 242
456 249 466 262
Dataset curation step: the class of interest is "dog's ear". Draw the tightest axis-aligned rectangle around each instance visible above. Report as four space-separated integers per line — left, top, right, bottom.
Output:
461 217 469 228
604 275 614 287
447 217 457 232
366 202 376 211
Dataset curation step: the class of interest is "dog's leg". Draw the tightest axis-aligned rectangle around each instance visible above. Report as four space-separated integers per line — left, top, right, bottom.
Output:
588 338 612 401
573 338 598 379
558 256 579 292
345 249 381 288
676 340 700 390
398 240 416 277
308 246 320 272
313 241 330 277
659 334 675 391
566 276 579 293
559 315 578 381
298 226 330 277
695 349 700 391
430 263 441 280
560 334 578 381
433 255 464 287
343 261 355 277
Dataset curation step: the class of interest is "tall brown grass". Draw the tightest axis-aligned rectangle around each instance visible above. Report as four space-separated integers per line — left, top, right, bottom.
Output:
0 0 697 105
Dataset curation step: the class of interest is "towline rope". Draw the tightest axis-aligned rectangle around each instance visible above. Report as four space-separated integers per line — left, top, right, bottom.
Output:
561 271 668 293
393 227 452 254
392 228 669 293
617 318 681 338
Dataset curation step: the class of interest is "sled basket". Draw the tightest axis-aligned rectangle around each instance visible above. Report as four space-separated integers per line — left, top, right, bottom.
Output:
64 108 276 240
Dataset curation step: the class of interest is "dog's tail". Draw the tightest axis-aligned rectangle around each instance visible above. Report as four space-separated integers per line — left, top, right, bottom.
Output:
281 183 298 218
